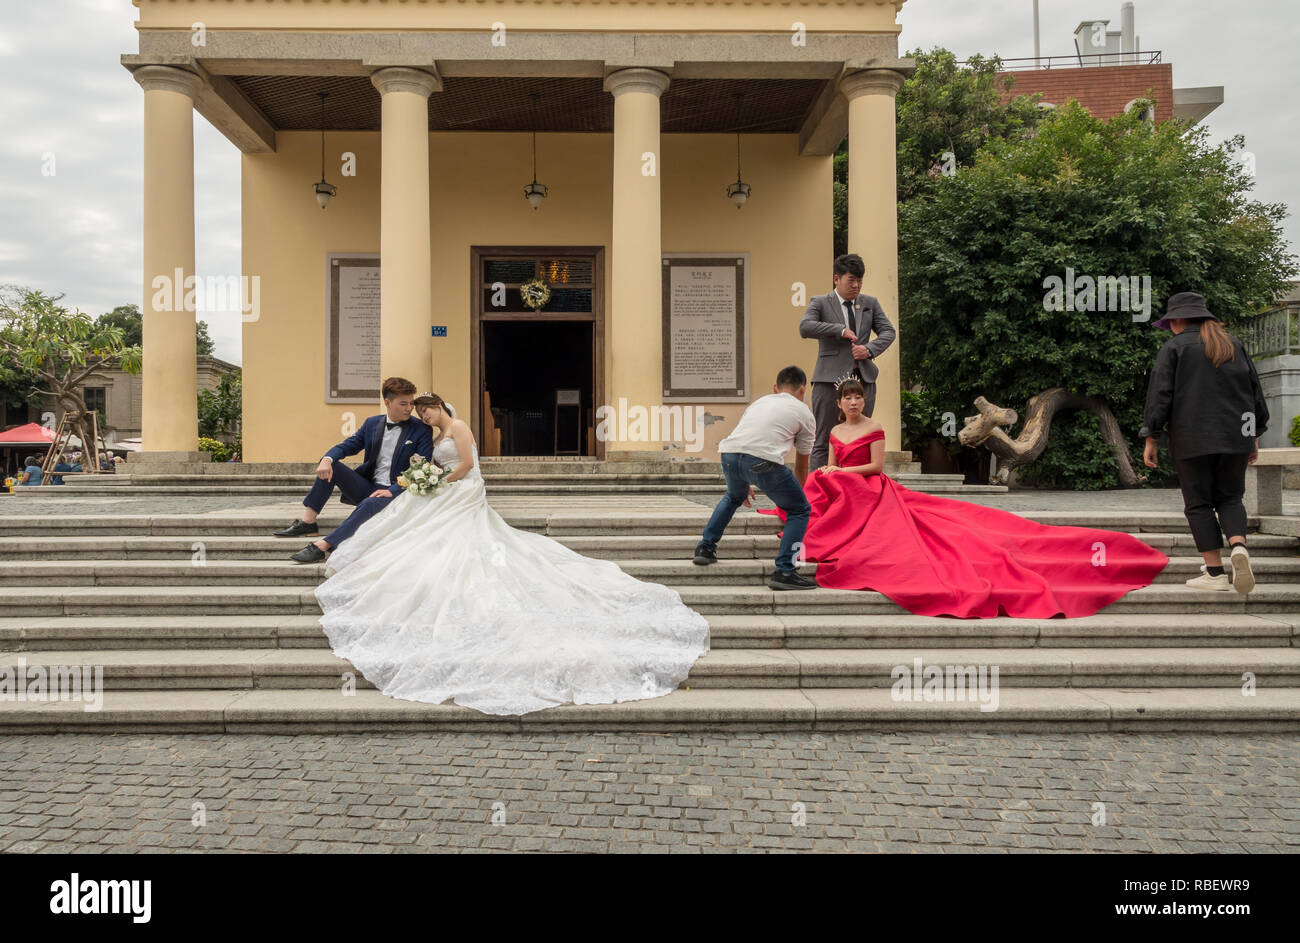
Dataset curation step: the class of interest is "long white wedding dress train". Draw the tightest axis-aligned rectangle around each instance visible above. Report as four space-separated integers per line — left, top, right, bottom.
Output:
315 435 711 715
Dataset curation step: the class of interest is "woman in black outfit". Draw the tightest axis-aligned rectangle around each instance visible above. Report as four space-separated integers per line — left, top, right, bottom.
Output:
1141 292 1269 593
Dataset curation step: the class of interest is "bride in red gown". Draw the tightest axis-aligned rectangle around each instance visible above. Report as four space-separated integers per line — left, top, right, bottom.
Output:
759 378 1169 618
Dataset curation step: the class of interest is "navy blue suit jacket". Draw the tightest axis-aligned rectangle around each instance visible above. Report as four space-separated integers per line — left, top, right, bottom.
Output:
322 414 434 498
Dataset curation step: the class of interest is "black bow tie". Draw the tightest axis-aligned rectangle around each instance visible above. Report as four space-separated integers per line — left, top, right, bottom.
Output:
385 420 406 430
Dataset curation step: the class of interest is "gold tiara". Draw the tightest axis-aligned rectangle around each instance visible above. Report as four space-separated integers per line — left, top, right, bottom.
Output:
832 372 863 392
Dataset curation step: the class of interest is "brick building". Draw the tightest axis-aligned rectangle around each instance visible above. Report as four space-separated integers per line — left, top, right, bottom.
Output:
995 3 1222 124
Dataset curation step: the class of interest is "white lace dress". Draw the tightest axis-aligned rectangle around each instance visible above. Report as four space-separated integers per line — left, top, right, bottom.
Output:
315 434 711 715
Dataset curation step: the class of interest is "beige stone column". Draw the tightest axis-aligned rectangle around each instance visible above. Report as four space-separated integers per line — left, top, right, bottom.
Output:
603 68 670 454
371 67 439 390
840 69 906 453
134 65 201 456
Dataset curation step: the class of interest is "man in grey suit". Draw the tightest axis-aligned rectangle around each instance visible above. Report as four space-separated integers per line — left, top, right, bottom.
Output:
799 252 896 470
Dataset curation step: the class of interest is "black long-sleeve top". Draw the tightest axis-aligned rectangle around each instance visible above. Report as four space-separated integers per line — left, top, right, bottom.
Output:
1139 322 1269 462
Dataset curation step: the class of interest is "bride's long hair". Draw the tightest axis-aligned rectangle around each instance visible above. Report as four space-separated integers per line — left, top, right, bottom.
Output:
413 393 455 440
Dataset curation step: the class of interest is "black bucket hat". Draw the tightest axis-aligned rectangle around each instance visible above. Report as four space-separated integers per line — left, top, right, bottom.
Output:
1153 291 1220 330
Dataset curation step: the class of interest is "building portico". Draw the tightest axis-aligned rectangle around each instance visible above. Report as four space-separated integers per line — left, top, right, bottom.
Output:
123 0 913 464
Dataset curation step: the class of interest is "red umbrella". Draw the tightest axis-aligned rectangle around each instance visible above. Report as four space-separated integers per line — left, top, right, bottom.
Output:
0 423 57 446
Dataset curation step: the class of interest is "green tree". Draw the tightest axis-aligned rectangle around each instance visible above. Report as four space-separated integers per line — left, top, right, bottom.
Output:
0 285 142 449
898 102 1297 488
195 319 215 357
832 145 848 257
198 369 242 444
834 48 1045 261
0 327 41 423
96 304 215 356
96 305 143 348
895 48 1046 203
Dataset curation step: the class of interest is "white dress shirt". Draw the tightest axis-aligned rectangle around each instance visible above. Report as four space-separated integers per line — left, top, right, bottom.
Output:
833 289 855 333
372 419 404 488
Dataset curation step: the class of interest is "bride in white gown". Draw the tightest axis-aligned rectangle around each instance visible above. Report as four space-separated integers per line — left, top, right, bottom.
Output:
315 392 711 715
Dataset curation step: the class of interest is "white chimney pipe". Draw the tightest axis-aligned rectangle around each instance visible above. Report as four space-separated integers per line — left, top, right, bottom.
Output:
1121 2 1136 64
1033 0 1041 68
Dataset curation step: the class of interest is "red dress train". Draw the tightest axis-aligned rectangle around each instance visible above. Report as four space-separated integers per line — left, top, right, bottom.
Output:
758 429 1169 618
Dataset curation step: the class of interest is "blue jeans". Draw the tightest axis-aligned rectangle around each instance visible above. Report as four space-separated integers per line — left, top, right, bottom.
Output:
701 453 811 571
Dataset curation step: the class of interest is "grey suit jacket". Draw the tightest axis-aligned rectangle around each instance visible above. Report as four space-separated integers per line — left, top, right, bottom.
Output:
798 291 896 384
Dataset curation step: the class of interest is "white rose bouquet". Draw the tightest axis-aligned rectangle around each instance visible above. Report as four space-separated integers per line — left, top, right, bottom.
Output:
396 455 452 497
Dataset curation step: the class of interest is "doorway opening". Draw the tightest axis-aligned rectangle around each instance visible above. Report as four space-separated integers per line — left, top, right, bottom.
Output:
482 320 593 456
471 248 604 458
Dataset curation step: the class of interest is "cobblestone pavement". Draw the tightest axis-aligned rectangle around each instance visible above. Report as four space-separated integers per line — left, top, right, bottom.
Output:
1 733 1297 853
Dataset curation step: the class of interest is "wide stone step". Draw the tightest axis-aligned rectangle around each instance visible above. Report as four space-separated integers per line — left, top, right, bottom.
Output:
4 612 1296 651
1 686 1297 733
0 510 1254 538
68 455 920 476
24 482 731 495
23 476 1003 496
1 532 1296 560
81 474 956 487
5 582 1300 618
79 473 736 484
118 459 714 475
0 555 1294 587
43 465 948 485
58 474 972 487
4 647 1298 691
0 512 755 537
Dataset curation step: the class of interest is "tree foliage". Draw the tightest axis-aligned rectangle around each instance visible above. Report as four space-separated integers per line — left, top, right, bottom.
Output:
898 101 1297 488
895 48 1047 203
198 369 242 443
97 303 215 356
0 285 142 448
833 48 1044 253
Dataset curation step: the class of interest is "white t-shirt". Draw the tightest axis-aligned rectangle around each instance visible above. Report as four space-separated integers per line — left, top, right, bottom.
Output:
716 392 815 464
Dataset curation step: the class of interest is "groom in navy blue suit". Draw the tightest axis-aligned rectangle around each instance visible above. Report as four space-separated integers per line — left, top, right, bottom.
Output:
274 376 434 563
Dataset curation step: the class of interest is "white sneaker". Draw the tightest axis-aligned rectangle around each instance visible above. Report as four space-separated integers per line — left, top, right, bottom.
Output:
1229 544 1255 594
1185 564 1231 591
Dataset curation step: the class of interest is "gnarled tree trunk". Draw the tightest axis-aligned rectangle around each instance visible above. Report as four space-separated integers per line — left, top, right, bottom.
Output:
956 388 1146 487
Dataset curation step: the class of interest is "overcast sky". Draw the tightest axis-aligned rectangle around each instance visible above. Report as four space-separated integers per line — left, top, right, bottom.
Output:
1 0 1295 365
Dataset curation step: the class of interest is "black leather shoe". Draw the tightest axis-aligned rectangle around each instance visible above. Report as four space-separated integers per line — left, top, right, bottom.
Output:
290 543 330 563
273 519 318 538
693 544 717 566
768 569 817 591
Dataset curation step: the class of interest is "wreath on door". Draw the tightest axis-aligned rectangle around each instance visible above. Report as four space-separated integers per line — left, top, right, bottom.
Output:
520 277 551 310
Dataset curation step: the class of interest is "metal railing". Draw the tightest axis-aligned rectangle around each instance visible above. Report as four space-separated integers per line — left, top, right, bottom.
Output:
981 50 1163 71
1239 303 1300 358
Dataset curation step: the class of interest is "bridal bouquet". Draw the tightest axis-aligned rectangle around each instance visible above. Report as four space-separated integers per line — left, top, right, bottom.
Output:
397 455 452 497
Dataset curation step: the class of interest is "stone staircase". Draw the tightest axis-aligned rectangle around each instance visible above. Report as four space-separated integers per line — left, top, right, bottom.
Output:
3 501 1300 733
20 454 1007 496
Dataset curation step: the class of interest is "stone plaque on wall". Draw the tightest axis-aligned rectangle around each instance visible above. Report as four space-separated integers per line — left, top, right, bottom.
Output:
325 253 380 403
661 254 748 402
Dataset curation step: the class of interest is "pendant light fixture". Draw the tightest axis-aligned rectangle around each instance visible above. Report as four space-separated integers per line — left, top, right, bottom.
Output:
725 94 751 208
313 91 337 209
523 93 549 210
726 133 751 208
